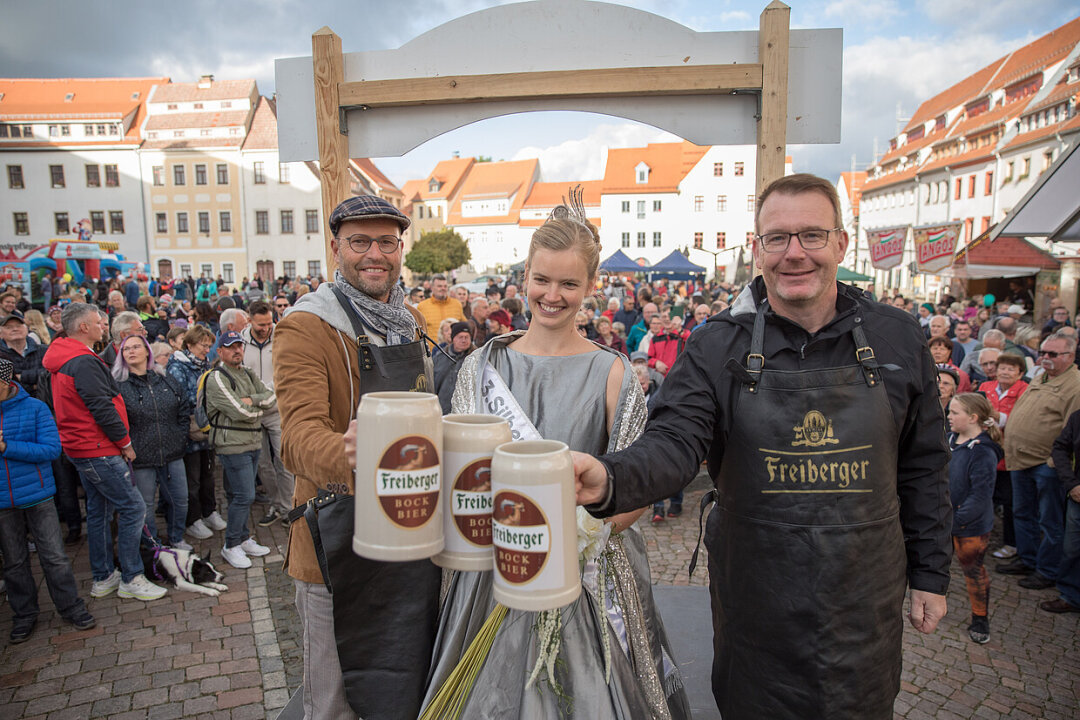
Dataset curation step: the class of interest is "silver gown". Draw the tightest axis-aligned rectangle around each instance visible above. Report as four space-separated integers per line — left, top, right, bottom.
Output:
422 332 691 719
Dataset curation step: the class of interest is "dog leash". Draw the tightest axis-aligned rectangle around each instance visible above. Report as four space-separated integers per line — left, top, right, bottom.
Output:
142 526 188 583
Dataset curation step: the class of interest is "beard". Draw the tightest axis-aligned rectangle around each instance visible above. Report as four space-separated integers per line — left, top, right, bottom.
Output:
342 259 399 301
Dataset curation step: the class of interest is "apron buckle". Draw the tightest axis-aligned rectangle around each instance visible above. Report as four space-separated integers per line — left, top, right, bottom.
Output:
855 346 875 363
747 352 765 374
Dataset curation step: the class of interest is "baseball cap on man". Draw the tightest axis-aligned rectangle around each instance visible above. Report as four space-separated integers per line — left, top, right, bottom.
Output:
219 331 244 347
630 351 648 364
329 195 411 235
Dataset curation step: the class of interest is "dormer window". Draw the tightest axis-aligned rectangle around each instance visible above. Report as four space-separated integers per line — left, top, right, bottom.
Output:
131 92 140 101
429 178 442 193
635 162 649 184
64 93 74 102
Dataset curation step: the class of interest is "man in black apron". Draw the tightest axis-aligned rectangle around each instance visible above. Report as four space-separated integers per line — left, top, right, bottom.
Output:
574 174 952 719
274 196 440 720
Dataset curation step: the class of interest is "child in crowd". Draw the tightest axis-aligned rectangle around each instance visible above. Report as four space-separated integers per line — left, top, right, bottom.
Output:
947 393 1003 644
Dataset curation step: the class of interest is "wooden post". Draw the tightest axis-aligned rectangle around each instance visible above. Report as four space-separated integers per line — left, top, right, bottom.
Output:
755 0 790 200
312 27 348 276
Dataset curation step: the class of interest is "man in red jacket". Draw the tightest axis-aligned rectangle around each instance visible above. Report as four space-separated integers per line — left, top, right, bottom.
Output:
42 303 166 602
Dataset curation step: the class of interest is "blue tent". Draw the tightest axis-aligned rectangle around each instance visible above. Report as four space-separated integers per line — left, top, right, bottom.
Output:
599 249 647 273
647 251 707 281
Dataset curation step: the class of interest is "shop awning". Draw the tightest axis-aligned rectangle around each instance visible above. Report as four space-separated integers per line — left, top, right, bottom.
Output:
990 137 1080 243
943 233 1060 279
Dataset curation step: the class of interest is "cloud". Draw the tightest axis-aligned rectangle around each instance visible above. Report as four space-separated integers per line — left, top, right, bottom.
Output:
823 0 902 22
512 123 681 182
915 0 1077 34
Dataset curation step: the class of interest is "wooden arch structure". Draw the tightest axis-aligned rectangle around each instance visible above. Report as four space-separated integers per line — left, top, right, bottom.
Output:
274 0 842 272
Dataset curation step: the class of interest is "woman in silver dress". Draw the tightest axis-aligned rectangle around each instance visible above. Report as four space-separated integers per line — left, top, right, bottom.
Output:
422 192 690 719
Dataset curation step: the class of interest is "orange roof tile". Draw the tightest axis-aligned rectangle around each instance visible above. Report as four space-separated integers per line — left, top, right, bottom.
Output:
446 159 539 226
0 77 168 143
862 165 919 192
838 171 867 214
150 79 256 103
145 109 251 131
1024 78 1080 115
241 96 277 150
141 138 245 150
418 157 475 200
919 144 995 174
522 180 603 208
352 158 401 195
906 60 1008 131
1001 111 1080 152
400 179 423 204
602 141 709 194
993 16 1080 89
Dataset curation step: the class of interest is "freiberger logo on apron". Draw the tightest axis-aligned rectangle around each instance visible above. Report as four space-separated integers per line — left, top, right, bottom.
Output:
760 410 874 493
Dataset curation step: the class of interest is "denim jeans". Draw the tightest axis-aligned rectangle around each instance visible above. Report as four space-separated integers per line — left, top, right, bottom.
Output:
70 454 146 583
653 489 685 514
219 450 259 548
184 448 216 524
1012 463 1065 579
1058 498 1080 607
0 498 87 622
133 458 189 546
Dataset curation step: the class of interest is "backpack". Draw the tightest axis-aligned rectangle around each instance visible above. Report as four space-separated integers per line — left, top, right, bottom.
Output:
194 366 253 435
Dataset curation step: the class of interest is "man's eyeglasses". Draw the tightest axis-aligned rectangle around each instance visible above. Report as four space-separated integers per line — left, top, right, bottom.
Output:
755 228 840 253
337 234 401 254
1038 349 1072 358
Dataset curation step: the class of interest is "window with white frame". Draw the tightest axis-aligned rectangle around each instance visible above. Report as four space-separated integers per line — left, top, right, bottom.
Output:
279 163 290 183
195 164 207 185
281 210 294 233
176 212 189 233
104 164 119 188
253 162 265 184
156 213 167 233
85 165 100 188
109 211 124 234
636 200 645 219
55 212 69 235
621 232 629 248
180 264 192 279
198 212 210 234
636 232 645 248
283 261 296 278
152 166 164 186
621 201 630 213
652 232 662 247
222 263 235 283
216 163 229 184
50 165 65 188
308 260 322 278
13 213 29 235
694 196 704 212
653 200 662 212
219 211 231 233
173 165 185 186
305 209 319 234
200 263 213 278
255 211 269 234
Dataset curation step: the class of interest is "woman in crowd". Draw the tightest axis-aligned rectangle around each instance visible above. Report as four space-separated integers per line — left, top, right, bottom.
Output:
151 341 174 369
929 336 971 392
23 310 52 346
593 314 627 356
437 317 459 348
422 197 689 719
106 290 127 319
937 364 959 412
946 393 1003 644
193 302 220 337
166 326 225 540
114 335 191 549
45 306 64 339
979 353 1029 560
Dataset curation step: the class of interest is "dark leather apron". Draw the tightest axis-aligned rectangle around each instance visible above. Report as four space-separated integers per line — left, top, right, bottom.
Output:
705 303 907 719
311 287 441 719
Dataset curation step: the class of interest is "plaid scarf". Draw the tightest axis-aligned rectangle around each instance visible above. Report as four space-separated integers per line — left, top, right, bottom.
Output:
333 270 416 346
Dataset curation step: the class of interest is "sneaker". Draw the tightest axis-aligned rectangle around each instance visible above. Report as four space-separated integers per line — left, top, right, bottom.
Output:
280 511 293 528
1018 572 1055 590
991 545 1017 559
967 616 990 644
66 608 97 631
651 512 665 523
258 507 281 527
667 506 683 518
9 617 37 644
995 558 1034 575
204 511 227 532
186 519 213 540
240 538 270 557
90 569 122 598
117 574 167 601
254 491 271 505
172 539 194 552
1039 598 1080 614
28 541 36 553
222 544 252 569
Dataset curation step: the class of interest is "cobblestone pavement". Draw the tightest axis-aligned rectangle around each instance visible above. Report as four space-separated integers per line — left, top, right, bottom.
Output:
2 468 1078 719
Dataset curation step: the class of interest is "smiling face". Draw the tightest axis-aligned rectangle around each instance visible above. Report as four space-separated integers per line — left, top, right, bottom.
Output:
524 248 591 333
331 218 402 302
754 190 848 316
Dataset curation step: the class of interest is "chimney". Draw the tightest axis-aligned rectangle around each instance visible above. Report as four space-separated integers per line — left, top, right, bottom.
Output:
198 74 214 89
452 150 460 159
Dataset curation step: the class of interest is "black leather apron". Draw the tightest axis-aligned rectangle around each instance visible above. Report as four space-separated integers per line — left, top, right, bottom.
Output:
705 303 907 719
313 287 441 720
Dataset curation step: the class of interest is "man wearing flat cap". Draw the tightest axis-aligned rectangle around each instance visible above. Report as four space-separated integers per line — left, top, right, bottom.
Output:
274 195 439 719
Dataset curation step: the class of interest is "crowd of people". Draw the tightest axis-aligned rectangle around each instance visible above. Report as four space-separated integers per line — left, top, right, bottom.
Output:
0 269 306 642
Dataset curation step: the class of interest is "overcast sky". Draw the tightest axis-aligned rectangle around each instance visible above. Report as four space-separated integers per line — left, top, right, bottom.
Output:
4 0 1078 187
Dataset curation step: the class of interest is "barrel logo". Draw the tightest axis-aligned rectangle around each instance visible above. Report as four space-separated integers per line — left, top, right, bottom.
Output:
492 490 550 584
452 459 493 546
375 436 440 529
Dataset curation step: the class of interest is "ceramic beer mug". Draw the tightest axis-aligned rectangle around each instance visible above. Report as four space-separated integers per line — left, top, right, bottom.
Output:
490 439 581 611
433 414 512 571
353 391 444 562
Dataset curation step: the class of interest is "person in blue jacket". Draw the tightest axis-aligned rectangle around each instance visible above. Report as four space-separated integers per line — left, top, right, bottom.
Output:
0 358 95 643
947 392 1004 644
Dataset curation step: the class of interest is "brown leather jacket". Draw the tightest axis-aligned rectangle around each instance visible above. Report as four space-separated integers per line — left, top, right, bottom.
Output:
273 288 427 583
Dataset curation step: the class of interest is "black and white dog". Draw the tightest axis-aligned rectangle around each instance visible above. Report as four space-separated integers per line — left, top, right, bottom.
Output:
139 545 229 597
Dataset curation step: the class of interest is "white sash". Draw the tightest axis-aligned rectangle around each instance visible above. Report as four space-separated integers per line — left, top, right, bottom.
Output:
480 362 542 441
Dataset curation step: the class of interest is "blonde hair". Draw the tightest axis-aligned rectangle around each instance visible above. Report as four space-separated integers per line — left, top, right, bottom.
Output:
951 393 1002 444
23 309 51 346
527 216 601 282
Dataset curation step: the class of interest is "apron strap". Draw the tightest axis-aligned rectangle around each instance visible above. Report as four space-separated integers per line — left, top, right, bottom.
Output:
851 321 880 386
745 300 768 391
302 489 340 591
688 488 717 579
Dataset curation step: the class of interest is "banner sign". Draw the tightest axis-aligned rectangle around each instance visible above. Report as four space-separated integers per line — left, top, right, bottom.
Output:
913 222 962 274
865 226 908 270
